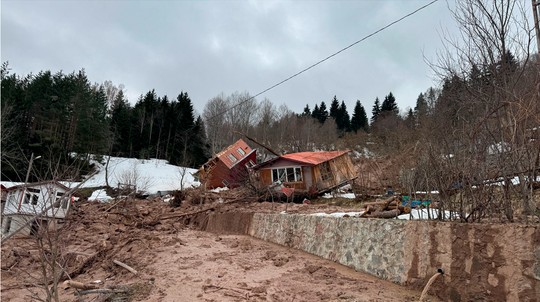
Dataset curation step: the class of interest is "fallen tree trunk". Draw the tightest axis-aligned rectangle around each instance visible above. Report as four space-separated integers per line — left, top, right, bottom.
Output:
63 280 99 290
113 260 138 275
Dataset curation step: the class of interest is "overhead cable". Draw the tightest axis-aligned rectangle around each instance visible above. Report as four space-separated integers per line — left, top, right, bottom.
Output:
208 0 440 120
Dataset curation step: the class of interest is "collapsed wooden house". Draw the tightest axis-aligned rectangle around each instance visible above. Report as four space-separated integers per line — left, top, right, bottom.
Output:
197 139 257 189
254 150 357 195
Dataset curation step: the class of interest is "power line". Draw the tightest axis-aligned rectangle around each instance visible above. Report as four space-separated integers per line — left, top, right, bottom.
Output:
208 0 440 121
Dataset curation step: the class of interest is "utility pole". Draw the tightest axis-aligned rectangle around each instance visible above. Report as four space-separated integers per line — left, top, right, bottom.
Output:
533 0 540 53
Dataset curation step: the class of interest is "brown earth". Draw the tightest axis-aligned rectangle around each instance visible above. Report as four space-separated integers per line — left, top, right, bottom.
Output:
1 199 440 302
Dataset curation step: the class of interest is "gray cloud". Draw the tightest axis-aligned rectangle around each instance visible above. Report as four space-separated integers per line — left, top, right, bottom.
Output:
1 0 458 116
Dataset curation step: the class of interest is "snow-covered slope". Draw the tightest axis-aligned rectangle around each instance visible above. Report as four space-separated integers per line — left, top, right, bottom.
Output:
79 156 199 195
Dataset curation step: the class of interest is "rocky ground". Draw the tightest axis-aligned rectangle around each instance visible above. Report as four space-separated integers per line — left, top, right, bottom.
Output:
1 198 439 301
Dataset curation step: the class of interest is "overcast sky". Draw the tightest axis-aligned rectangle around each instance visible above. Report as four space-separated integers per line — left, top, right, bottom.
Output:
1 0 458 117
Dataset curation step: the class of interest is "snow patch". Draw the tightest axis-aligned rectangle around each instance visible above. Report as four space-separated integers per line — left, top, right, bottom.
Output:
210 187 229 193
397 209 457 220
322 192 356 199
311 211 364 217
79 156 200 195
88 189 113 203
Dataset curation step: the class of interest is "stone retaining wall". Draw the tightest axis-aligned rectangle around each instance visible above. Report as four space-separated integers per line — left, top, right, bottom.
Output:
206 212 540 301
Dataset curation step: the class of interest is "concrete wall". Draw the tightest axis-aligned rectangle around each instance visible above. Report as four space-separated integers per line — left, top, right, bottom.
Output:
205 212 540 302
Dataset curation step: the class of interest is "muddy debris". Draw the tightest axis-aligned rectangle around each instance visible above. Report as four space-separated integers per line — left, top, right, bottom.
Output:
1 198 439 302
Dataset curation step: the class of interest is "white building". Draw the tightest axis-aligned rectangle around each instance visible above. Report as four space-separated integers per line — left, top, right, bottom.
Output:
2 181 73 236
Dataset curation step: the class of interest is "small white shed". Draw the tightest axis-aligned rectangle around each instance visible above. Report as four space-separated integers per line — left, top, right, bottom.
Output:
2 181 73 236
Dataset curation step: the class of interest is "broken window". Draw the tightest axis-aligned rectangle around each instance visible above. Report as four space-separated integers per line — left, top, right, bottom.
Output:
272 167 303 183
245 160 256 169
320 162 332 181
23 188 41 205
54 192 63 208
24 193 32 204
286 168 295 181
295 167 303 182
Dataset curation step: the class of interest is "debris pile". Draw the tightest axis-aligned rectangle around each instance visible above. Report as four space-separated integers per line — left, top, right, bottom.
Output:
359 196 411 218
1 198 432 302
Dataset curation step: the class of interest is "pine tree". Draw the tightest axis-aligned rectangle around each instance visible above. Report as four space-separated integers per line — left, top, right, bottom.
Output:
301 104 311 117
351 100 368 132
381 92 398 114
405 108 415 129
318 101 328 123
110 90 133 156
336 101 351 132
414 93 428 126
371 97 381 124
329 96 340 119
189 116 210 166
311 104 320 121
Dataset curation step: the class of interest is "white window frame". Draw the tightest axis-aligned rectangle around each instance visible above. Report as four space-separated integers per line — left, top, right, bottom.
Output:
227 153 237 163
271 166 303 183
245 160 256 169
23 188 40 205
237 148 246 156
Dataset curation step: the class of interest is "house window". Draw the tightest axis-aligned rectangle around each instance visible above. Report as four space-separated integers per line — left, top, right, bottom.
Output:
24 193 39 205
31 195 39 205
320 162 332 181
23 188 40 205
54 192 63 208
295 168 303 182
245 160 256 169
62 198 69 209
237 148 246 156
227 153 237 163
271 167 302 183
222 179 230 187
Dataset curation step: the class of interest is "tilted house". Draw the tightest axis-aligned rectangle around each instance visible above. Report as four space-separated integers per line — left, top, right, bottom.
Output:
197 139 257 189
254 150 357 194
2 181 73 236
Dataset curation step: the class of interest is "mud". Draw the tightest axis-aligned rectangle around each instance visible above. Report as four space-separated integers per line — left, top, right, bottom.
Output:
1 199 436 302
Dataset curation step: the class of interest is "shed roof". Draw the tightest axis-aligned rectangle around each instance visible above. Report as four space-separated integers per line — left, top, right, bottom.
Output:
5 180 71 192
255 150 350 168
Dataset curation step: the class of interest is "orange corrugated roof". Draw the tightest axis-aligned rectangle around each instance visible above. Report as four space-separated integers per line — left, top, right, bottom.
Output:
216 139 253 169
279 150 350 165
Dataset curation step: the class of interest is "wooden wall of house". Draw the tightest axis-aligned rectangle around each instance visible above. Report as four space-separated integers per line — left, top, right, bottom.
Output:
205 152 256 189
331 154 356 183
259 165 310 191
259 169 272 186
312 155 356 191
206 161 230 189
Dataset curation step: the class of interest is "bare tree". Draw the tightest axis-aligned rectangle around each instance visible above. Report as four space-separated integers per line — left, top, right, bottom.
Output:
203 94 228 155
254 98 277 148
419 0 539 221
103 80 125 110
